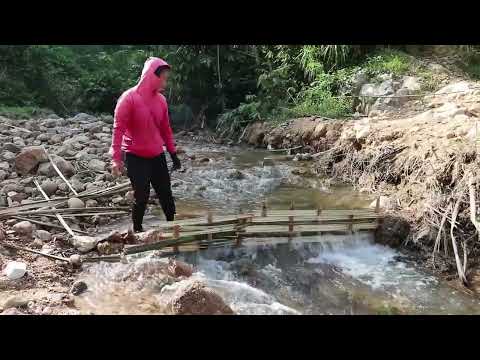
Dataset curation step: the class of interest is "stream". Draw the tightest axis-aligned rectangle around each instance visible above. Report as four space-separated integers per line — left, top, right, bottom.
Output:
76 142 480 315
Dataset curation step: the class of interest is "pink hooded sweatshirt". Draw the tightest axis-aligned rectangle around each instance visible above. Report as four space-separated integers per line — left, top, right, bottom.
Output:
110 57 176 167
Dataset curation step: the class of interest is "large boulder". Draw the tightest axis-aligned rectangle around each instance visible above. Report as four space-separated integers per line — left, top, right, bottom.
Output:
37 155 74 177
15 146 48 175
164 280 234 315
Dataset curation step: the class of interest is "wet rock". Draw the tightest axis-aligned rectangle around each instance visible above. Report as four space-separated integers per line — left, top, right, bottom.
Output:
13 221 33 238
3 261 27 280
375 215 410 247
35 230 52 242
226 169 246 180
167 259 193 278
70 281 88 296
37 155 74 177
165 280 234 315
40 180 58 196
88 159 106 172
15 146 48 175
199 157 211 163
245 122 267 146
68 198 85 209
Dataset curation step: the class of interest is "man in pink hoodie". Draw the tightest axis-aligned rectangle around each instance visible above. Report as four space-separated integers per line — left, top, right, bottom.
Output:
110 57 181 232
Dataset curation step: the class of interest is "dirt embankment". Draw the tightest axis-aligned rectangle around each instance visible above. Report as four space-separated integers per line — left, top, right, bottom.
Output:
242 79 480 290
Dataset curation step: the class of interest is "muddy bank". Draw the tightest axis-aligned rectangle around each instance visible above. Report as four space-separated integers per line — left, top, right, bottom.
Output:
241 79 480 289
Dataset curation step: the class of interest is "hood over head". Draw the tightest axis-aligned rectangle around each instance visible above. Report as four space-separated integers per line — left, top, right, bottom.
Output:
136 57 171 97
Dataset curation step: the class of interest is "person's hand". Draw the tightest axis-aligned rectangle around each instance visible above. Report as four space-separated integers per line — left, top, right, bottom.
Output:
111 163 124 178
169 152 182 172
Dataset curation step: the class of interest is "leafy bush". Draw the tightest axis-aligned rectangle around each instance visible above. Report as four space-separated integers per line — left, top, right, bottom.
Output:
363 49 411 78
216 98 263 138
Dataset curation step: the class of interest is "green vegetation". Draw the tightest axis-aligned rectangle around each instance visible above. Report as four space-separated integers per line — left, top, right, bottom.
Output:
0 106 54 119
362 49 412 78
1 45 477 138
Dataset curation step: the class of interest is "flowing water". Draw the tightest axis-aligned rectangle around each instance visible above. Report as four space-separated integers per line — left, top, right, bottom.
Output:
76 142 480 315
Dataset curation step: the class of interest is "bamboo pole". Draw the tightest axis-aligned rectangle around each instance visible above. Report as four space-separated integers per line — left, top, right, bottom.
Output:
173 225 180 253
33 179 75 237
42 146 79 196
375 197 380 213
12 216 88 234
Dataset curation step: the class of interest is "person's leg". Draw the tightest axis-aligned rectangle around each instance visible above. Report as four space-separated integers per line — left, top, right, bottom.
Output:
150 153 176 221
126 153 151 232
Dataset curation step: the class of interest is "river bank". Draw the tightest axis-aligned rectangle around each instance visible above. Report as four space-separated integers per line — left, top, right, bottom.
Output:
240 78 480 292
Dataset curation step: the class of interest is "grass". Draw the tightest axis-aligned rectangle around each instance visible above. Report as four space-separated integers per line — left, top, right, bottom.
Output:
0 106 54 119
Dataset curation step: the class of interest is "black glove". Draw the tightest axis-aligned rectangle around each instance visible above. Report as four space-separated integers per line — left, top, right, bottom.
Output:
169 152 181 172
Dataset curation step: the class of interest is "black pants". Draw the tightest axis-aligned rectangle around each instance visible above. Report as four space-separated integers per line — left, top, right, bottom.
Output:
125 152 176 230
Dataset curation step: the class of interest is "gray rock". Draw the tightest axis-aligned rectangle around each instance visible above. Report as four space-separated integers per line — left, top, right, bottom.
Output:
0 170 7 181
0 162 9 171
85 199 98 208
2 143 21 153
57 183 68 192
63 134 90 146
2 151 16 162
8 191 27 203
36 133 50 142
48 134 63 145
40 180 58 196
35 230 52 242
68 198 85 209
37 155 74 178
55 145 75 158
87 159 106 172
2 183 23 194
69 113 97 123
13 221 33 237
71 178 86 193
